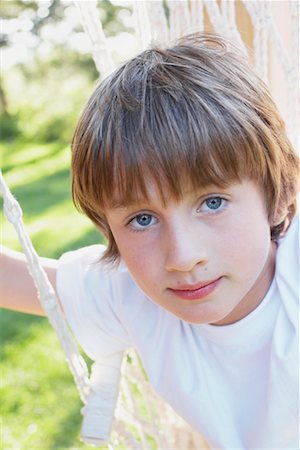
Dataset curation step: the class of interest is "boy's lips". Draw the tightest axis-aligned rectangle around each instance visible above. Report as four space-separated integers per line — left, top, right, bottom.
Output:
168 277 222 301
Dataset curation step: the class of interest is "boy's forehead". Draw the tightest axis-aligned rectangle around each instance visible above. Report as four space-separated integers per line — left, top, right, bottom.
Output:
108 180 171 209
106 178 233 210
106 179 174 210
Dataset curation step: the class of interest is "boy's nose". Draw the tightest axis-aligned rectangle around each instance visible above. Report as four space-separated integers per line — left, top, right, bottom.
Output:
164 223 208 273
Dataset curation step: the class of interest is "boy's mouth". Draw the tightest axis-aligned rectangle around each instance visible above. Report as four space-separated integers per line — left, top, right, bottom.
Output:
168 278 222 301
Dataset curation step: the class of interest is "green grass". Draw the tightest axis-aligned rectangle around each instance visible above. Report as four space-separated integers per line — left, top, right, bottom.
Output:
1 140 103 258
1 139 107 449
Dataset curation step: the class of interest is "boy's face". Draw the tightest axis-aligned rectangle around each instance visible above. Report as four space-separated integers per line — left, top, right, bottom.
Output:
105 179 276 325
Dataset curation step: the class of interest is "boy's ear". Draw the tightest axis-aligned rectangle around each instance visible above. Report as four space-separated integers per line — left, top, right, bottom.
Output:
271 203 295 237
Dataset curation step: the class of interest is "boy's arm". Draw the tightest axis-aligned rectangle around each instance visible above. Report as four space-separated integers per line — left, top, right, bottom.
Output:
0 246 58 316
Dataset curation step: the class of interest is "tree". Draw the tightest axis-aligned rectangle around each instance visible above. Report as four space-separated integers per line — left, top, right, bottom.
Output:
0 0 132 140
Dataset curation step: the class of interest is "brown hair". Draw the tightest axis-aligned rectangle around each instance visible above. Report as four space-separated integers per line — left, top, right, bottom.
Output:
72 33 299 263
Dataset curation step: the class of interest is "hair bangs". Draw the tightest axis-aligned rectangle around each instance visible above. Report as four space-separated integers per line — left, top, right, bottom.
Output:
87 80 268 212
71 33 299 263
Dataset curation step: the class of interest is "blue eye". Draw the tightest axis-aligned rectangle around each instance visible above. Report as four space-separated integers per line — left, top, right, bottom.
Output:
199 196 226 213
129 213 157 230
136 214 152 226
205 197 223 210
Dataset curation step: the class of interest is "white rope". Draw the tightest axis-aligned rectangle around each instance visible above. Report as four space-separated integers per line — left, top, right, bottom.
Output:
3 1 298 448
268 1 299 147
74 1 115 78
287 1 300 147
168 1 191 43
80 354 123 445
133 1 152 50
203 0 246 53
0 171 125 447
243 1 270 83
0 170 90 402
141 0 298 148
245 0 298 148
1 169 206 449
74 0 298 149
189 0 204 33
144 0 169 46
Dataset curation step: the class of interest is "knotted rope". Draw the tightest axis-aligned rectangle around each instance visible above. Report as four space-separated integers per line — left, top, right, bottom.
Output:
0 171 124 446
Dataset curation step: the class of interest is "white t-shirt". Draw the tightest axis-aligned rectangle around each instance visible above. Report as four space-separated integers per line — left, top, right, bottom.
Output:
57 216 299 449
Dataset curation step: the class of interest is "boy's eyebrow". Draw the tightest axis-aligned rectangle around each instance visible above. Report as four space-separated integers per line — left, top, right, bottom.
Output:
109 198 147 210
108 184 234 210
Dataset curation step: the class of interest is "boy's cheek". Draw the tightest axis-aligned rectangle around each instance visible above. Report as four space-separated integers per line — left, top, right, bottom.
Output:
218 219 270 261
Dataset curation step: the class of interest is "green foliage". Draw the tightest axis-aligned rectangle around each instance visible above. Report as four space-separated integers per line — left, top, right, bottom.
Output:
1 138 106 448
2 46 99 143
0 111 20 140
0 0 38 22
1 0 132 49
1 139 104 258
1 310 96 449
0 1 136 447
1 65 104 446
99 0 132 36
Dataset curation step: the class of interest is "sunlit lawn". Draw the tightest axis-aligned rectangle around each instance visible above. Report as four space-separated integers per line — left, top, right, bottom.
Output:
1 139 106 449
1 140 103 258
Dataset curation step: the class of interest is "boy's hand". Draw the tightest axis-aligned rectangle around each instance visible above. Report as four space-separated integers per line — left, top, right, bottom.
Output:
0 246 58 316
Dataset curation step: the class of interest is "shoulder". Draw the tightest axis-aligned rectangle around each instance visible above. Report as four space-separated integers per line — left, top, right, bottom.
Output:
56 245 141 359
57 244 145 303
58 244 106 268
57 245 110 304
56 245 180 359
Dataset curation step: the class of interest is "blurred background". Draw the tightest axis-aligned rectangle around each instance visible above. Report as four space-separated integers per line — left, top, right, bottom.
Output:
1 0 139 257
1 1 138 448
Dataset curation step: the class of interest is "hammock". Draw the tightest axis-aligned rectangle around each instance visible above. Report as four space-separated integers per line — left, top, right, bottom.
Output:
1 1 299 448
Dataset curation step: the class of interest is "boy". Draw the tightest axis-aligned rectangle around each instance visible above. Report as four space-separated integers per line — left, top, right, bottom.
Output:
2 33 299 448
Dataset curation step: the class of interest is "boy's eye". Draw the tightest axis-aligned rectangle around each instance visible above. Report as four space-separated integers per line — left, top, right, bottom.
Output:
129 213 157 230
199 196 226 213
